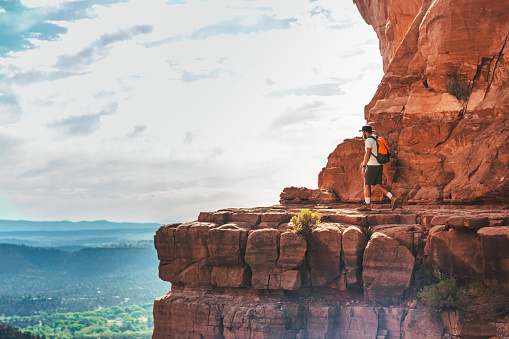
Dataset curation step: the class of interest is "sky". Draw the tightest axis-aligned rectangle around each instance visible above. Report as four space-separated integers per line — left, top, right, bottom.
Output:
0 0 382 223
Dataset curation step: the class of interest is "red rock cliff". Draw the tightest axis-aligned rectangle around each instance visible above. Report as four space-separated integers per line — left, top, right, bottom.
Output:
319 0 509 205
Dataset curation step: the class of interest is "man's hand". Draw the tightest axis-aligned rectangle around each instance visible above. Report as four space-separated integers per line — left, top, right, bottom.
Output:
361 164 366 177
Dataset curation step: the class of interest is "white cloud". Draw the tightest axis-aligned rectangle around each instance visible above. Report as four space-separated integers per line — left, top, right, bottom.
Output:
20 0 80 7
0 0 382 223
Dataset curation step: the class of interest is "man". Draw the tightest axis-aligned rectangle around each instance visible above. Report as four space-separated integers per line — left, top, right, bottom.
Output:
358 125 399 211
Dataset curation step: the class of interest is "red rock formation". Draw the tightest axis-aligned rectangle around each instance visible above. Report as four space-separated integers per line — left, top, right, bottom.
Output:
153 287 444 339
427 217 509 287
153 205 509 337
320 0 509 205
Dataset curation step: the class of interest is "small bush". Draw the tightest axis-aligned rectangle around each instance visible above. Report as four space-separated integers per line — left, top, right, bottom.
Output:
290 209 321 240
362 226 372 238
446 75 471 103
418 276 462 310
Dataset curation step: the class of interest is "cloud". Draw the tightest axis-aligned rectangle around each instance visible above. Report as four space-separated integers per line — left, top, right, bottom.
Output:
181 67 237 82
309 5 350 29
184 130 195 144
47 101 117 136
189 14 298 40
0 94 21 123
7 70 82 85
128 125 147 138
268 82 345 97
269 101 325 130
49 114 102 136
55 25 153 69
0 0 67 55
46 0 129 21
144 12 297 48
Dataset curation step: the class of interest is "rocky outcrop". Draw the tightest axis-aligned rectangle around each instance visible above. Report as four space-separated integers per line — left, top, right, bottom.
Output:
427 221 509 288
153 204 509 338
279 186 339 205
320 0 509 204
153 287 444 339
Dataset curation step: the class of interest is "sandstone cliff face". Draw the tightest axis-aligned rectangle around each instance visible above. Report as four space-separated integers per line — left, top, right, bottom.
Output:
319 0 509 205
153 204 509 338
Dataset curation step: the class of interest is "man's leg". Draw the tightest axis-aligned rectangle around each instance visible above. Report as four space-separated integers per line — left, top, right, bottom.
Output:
375 184 389 196
375 184 399 210
359 166 377 211
357 185 372 211
365 185 371 203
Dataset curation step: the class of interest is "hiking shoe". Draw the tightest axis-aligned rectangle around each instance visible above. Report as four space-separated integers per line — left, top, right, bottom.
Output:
357 204 371 212
391 197 400 210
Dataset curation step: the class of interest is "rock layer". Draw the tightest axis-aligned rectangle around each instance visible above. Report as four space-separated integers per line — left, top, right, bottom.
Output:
153 287 444 339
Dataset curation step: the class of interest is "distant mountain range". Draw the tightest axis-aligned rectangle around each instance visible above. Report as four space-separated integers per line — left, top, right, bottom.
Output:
0 220 165 249
0 220 161 232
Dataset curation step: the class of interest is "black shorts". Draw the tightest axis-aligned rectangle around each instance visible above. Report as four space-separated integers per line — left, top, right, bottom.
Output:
365 165 383 186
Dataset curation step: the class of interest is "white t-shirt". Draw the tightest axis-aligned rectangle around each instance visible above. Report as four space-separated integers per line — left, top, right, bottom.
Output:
365 136 380 166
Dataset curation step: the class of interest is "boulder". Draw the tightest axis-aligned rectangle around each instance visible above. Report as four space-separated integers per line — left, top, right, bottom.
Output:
477 226 509 287
277 231 307 270
363 232 415 305
156 222 216 285
426 227 481 280
154 223 180 261
174 222 214 265
307 224 343 287
211 266 251 288
279 186 339 204
371 224 426 258
230 213 261 226
268 270 302 290
257 222 278 229
198 211 229 224
175 259 212 285
341 226 367 289
244 229 280 289
208 224 247 266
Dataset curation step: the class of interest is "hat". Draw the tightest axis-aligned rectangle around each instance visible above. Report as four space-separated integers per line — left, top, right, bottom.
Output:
359 125 373 133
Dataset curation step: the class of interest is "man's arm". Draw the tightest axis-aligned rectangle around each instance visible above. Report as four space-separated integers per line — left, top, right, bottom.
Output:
361 147 371 176
362 148 371 167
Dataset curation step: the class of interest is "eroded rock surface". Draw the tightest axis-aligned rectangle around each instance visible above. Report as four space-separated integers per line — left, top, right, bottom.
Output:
154 204 509 338
320 0 509 205
153 287 444 339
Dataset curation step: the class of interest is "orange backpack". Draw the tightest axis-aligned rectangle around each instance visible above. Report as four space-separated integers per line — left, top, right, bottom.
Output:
368 135 391 164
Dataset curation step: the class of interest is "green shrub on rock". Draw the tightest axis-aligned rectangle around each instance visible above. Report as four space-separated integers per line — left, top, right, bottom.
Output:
419 276 462 310
290 209 321 240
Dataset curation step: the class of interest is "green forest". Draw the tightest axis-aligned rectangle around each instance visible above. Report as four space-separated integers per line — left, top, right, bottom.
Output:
1 303 154 338
0 240 170 338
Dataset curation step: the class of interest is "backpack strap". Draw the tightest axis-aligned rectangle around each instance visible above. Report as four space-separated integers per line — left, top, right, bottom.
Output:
367 135 379 162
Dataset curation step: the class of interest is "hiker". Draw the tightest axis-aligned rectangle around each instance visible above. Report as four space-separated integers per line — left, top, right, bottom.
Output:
358 125 399 211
